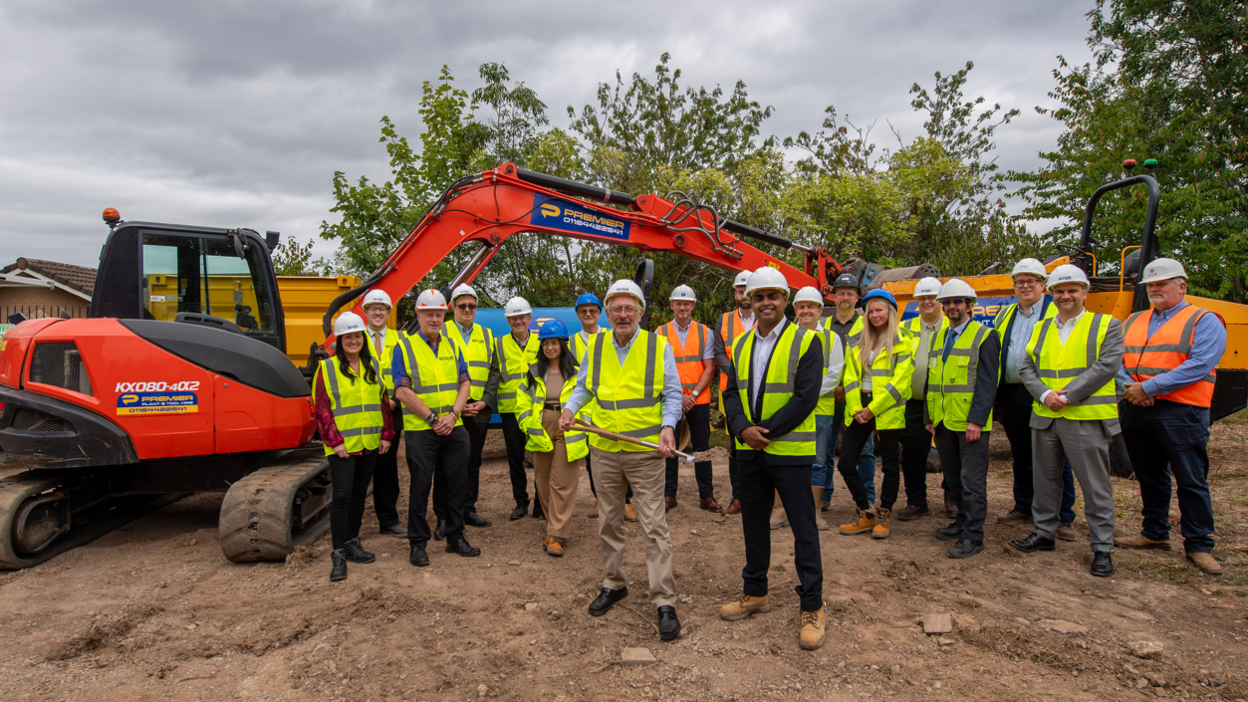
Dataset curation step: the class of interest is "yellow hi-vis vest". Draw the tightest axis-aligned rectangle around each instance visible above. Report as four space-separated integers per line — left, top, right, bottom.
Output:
814 326 839 417
367 327 401 393
496 332 540 414
447 322 495 403
732 322 818 456
315 357 384 455
518 364 589 463
926 321 996 432
824 314 864 348
570 329 605 367
584 330 666 452
993 300 1056 367
1026 313 1118 421
398 332 464 432
843 331 915 430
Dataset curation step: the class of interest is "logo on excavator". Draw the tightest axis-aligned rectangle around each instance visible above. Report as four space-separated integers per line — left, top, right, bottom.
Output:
120 394 139 406
531 194 630 241
540 203 561 218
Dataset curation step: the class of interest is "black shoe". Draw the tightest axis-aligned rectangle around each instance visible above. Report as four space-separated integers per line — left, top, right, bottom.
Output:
1010 532 1056 553
588 587 628 616
433 519 448 541
510 504 528 521
409 545 430 567
657 605 680 641
343 537 375 564
445 537 481 557
947 538 984 559
330 549 348 582
464 510 493 528
1090 551 1114 577
380 523 407 538
531 502 545 520
935 522 961 541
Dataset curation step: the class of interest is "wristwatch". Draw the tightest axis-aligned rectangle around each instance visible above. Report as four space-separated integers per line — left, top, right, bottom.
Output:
691 390 700 399
426 411 439 426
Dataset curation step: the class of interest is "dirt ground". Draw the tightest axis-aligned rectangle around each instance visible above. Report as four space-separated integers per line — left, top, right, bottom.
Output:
1 422 1247 702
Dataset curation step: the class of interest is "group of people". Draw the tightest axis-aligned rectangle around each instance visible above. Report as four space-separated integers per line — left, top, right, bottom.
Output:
309 254 1226 650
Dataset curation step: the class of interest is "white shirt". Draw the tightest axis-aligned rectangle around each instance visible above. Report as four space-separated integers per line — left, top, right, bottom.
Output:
749 316 788 401
817 329 845 399
739 310 756 333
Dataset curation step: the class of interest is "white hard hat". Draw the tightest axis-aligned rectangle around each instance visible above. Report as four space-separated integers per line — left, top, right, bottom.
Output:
1139 257 1187 284
913 277 943 298
362 289 392 309
745 268 790 298
415 289 448 310
451 283 477 302
794 286 824 306
604 279 645 310
670 284 696 302
1011 258 1049 281
504 297 532 317
937 278 977 301
733 270 753 287
333 311 368 337
1047 264 1090 289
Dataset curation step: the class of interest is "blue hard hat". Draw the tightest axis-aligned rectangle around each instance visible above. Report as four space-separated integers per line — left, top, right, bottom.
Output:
575 292 602 310
538 319 570 340
862 288 898 309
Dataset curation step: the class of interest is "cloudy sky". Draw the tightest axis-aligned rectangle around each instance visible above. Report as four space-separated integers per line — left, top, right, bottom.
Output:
1 0 1097 270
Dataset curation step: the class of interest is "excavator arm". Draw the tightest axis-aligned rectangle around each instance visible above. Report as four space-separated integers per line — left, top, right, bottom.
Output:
321 163 842 338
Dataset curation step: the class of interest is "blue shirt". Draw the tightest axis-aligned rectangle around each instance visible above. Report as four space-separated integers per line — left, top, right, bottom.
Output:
1003 301 1045 384
392 329 469 387
1115 301 1227 397
566 326 684 429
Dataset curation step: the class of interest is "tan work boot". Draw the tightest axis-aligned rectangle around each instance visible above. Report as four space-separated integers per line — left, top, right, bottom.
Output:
812 487 830 531
1113 534 1172 550
719 593 772 621
770 490 788 530
1187 552 1223 575
588 500 599 519
799 607 826 650
543 535 564 557
839 508 875 535
624 503 638 522
871 508 891 539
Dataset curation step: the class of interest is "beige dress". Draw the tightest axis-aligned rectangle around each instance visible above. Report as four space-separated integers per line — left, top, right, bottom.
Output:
532 368 584 539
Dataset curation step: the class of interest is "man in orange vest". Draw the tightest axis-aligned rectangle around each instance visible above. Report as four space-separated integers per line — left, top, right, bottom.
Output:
659 284 720 512
713 270 756 515
1114 258 1227 575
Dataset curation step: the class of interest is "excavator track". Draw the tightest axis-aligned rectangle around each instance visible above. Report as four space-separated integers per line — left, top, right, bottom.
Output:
218 449 333 563
0 471 188 570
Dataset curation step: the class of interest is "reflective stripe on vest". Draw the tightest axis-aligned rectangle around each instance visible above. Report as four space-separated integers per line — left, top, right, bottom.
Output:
718 310 749 392
447 323 495 402
1028 313 1118 420
370 327 401 392
1123 306 1217 407
317 357 384 455
586 330 665 451
732 323 817 456
519 365 589 463
496 332 539 413
814 326 838 416
826 314 864 349
398 333 464 431
842 332 913 430
926 322 995 432
658 320 711 405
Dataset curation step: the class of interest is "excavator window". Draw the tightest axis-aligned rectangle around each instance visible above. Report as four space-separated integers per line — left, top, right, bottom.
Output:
141 232 277 334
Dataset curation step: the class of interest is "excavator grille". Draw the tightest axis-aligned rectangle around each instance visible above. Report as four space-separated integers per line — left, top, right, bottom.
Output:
11 408 71 433
30 342 92 396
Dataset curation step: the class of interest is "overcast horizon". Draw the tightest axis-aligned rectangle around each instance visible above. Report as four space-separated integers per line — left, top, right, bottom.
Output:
1 0 1099 270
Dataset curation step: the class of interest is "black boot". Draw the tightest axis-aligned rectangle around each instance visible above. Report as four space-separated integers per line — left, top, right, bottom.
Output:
330 549 348 582
343 537 375 564
510 503 528 521
446 536 481 557
531 500 545 520
464 510 493 527
433 518 448 541
409 544 430 567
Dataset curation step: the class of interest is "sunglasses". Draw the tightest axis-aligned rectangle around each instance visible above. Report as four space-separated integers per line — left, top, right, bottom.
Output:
456 303 477 311
940 299 971 307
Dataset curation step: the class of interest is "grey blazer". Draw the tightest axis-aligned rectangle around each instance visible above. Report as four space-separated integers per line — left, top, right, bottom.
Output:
1019 313 1124 436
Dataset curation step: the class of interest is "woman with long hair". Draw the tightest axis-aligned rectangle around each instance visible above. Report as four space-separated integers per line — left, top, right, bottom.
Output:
313 311 395 581
837 290 915 540
519 319 589 557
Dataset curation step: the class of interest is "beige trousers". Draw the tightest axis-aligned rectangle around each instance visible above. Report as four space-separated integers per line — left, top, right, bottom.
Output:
590 446 676 607
533 410 584 539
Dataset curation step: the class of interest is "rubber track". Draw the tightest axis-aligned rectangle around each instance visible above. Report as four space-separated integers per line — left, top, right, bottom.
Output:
218 454 332 563
0 471 189 570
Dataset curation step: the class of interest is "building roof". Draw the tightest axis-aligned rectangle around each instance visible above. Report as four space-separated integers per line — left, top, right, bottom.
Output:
0 258 97 297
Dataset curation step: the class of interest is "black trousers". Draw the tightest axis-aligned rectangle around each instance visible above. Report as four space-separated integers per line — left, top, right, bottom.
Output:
665 403 714 498
462 417 490 511
329 451 378 550
500 412 531 507
586 451 633 502
838 393 903 510
934 424 992 541
739 456 822 612
406 427 469 546
900 399 931 509
372 407 403 529
728 449 740 501
1122 400 1215 553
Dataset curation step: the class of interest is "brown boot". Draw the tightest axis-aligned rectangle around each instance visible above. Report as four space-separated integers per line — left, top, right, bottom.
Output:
624 503 638 522
543 535 564 557
839 508 875 535
871 508 891 539
719 593 772 621
812 487 830 531
799 607 826 650
769 490 788 530
1186 552 1223 575
1113 534 1172 550
588 500 599 519
724 499 742 515
943 489 959 518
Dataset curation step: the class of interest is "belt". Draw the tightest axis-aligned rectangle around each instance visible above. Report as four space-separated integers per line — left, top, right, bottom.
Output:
543 402 563 411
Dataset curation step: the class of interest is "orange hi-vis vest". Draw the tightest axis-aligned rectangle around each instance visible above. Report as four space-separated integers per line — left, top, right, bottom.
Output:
718 310 751 392
1123 305 1219 408
658 319 711 406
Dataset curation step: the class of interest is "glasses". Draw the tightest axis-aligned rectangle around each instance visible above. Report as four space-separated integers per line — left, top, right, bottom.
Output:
1014 279 1042 288
455 303 477 311
578 307 598 315
608 306 639 316
940 299 970 307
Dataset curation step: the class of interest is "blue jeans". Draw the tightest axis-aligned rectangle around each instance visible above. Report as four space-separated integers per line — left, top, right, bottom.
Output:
818 404 876 504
